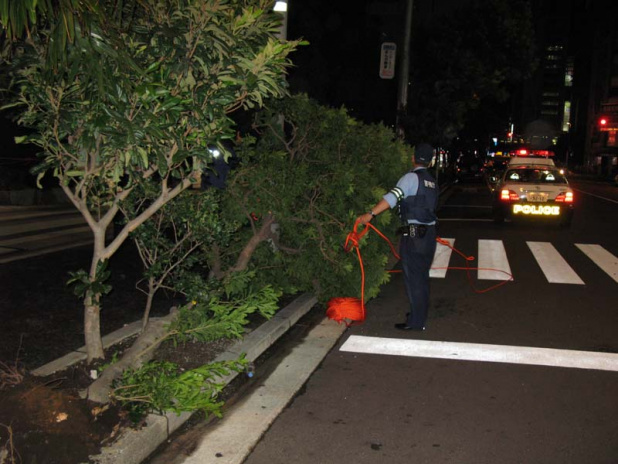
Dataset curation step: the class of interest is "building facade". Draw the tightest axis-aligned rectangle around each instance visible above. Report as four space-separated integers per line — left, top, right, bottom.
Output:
582 0 618 176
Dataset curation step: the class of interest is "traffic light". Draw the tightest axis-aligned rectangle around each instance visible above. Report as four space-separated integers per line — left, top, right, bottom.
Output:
598 116 611 131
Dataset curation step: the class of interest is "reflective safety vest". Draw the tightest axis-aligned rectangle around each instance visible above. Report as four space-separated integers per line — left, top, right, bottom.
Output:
399 169 438 224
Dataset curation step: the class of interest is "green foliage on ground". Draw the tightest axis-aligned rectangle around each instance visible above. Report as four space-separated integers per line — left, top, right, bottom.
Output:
111 271 279 418
111 357 247 420
167 273 281 345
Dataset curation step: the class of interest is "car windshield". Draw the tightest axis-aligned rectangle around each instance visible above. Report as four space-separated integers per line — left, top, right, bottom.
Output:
505 168 567 184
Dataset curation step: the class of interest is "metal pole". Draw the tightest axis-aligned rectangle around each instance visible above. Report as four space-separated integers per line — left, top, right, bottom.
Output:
275 1 288 41
435 147 440 186
279 9 288 42
396 0 414 140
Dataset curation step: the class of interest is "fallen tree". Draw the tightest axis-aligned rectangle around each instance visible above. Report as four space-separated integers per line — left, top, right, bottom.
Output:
219 94 410 302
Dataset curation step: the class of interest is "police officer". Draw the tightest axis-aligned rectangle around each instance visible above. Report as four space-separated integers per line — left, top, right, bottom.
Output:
357 143 438 331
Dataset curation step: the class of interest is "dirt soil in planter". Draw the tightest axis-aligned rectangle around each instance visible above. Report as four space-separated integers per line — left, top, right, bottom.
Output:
0 242 242 464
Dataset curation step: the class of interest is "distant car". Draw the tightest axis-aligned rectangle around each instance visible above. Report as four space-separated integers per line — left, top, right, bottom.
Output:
492 156 574 227
455 153 484 182
484 156 510 192
508 155 556 167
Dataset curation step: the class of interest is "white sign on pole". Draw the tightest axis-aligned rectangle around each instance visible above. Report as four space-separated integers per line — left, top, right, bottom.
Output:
379 42 397 79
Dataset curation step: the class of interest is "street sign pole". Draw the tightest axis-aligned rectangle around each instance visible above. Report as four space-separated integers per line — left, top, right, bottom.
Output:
396 0 414 140
379 42 397 80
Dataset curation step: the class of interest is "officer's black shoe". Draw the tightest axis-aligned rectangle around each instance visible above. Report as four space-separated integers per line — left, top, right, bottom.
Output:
394 323 425 331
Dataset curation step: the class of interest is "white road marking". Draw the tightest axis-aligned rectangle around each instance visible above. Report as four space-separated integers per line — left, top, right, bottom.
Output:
576 244 618 283
527 241 584 284
437 218 494 222
430 238 454 278
478 239 512 281
340 335 618 372
573 188 618 204
441 205 492 209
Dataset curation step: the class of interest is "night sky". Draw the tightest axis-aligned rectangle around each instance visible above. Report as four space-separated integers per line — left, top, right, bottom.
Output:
1 0 604 165
286 0 401 127
285 0 475 129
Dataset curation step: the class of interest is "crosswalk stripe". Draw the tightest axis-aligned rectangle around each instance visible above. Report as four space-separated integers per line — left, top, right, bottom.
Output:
340 335 618 372
430 238 454 278
478 239 512 281
427 239 616 286
576 244 618 283
527 241 584 285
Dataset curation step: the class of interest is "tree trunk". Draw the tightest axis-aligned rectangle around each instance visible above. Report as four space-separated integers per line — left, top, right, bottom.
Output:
87 308 180 404
142 277 156 330
70 177 192 361
229 213 276 274
84 232 108 362
84 292 104 362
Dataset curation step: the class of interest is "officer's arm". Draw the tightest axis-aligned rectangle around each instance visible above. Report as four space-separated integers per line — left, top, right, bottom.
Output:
357 199 390 225
357 173 416 225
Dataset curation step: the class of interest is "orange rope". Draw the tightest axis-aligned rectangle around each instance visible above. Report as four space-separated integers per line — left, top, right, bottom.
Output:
432 237 514 294
326 220 514 326
326 220 373 326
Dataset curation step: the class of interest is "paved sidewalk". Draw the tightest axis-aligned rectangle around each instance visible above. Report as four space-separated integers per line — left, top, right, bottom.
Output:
178 317 346 464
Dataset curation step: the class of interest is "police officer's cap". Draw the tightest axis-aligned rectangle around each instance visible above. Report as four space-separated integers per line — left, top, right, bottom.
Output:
414 143 434 164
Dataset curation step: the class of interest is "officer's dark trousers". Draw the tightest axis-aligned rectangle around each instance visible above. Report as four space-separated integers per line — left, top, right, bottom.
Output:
399 226 437 329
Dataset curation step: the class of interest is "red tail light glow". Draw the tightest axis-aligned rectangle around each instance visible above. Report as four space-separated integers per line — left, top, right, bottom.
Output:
555 191 574 203
500 189 519 201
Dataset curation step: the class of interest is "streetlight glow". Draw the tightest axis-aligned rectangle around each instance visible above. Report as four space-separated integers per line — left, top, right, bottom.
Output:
274 1 287 12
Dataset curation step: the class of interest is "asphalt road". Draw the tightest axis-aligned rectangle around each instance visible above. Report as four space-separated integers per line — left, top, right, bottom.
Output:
232 179 618 464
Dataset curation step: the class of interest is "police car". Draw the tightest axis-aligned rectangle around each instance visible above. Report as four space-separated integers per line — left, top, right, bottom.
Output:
492 156 574 226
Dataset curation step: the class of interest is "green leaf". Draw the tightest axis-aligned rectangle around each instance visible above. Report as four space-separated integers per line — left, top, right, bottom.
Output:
65 170 84 177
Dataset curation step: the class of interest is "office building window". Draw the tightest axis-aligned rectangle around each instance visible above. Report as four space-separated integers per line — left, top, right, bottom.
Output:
562 101 571 132
564 60 574 87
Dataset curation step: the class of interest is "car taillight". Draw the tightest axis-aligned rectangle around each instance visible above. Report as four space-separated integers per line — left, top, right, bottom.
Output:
555 191 574 203
500 189 519 201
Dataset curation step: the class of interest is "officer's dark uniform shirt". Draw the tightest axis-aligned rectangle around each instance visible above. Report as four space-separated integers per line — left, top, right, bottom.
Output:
383 167 438 224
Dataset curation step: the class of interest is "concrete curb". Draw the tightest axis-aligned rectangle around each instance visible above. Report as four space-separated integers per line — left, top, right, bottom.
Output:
182 317 347 464
32 321 144 377
86 293 319 464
